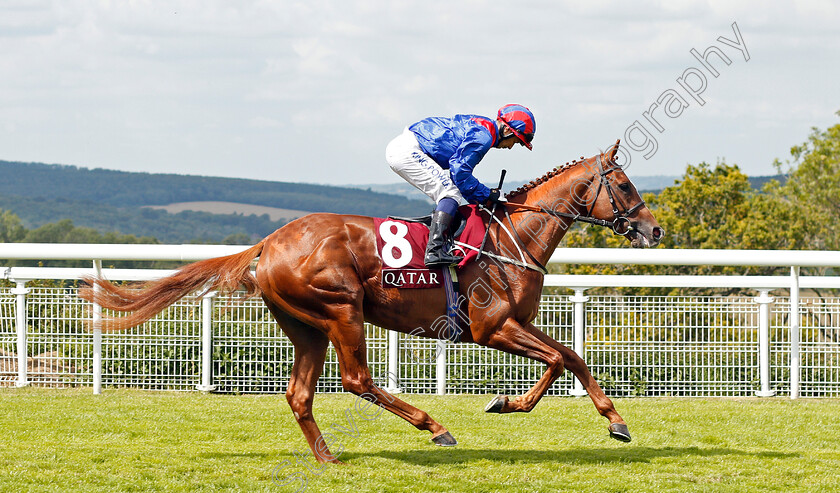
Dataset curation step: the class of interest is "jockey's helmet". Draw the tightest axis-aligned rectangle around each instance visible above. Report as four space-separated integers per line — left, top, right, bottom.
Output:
497 104 536 150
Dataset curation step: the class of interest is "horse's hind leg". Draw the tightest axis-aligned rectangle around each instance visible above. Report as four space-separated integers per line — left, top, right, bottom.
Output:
482 319 631 442
324 310 456 446
264 301 339 463
481 319 565 414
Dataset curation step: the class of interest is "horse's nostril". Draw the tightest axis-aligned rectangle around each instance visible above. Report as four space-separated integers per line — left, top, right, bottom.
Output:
652 227 664 240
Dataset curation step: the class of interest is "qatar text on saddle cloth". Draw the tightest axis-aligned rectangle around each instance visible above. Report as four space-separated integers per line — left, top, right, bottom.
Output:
374 205 486 288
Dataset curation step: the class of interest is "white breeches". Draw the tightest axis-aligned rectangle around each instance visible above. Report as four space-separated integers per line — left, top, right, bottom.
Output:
385 127 464 204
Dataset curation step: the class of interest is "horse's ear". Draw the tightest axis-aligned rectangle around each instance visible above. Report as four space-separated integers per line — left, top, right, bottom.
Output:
606 139 620 162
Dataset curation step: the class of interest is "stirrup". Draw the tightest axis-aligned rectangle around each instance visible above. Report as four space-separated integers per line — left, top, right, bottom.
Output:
424 248 463 267
424 255 463 267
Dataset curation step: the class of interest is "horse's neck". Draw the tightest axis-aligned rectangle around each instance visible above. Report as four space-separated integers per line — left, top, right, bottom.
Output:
505 167 593 266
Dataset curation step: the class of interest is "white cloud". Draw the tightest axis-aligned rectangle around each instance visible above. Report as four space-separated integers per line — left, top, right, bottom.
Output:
0 0 837 184
292 37 338 76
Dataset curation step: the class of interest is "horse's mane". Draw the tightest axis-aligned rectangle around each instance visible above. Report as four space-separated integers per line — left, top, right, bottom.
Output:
505 158 587 200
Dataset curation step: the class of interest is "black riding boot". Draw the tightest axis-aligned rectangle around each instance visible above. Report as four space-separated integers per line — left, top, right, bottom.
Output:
424 211 464 267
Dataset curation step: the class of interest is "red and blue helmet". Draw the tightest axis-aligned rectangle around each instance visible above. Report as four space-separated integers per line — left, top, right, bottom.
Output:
497 104 536 150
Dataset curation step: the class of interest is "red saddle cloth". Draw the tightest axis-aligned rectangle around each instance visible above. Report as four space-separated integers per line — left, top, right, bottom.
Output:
374 205 487 288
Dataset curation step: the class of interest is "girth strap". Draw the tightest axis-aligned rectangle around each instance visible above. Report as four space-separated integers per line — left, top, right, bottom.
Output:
441 265 463 342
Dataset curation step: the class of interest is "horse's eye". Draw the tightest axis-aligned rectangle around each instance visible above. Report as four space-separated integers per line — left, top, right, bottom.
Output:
618 183 631 193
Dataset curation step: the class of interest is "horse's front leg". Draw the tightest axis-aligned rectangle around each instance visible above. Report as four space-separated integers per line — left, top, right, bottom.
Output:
481 319 631 442
548 334 631 441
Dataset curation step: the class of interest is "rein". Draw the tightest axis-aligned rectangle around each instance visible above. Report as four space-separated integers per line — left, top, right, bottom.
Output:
467 157 646 272
509 158 645 237
454 204 548 274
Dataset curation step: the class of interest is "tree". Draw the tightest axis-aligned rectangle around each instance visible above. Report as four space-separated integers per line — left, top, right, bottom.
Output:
222 233 255 245
10 219 165 268
776 111 840 251
23 219 86 243
647 162 810 254
554 162 806 294
0 209 25 243
649 162 753 250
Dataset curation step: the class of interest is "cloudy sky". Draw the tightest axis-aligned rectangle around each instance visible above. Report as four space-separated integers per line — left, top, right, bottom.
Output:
1 1 838 187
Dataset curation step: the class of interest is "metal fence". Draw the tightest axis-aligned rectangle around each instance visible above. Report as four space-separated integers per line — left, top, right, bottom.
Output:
1 245 839 398
2 285 839 398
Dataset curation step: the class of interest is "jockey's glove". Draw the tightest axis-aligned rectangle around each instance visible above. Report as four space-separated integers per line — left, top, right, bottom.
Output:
486 189 508 205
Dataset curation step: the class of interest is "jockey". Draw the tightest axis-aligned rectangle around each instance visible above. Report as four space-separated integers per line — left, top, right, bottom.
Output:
386 104 536 267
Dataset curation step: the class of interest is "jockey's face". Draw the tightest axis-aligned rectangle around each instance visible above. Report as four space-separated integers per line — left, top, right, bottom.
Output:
497 134 522 149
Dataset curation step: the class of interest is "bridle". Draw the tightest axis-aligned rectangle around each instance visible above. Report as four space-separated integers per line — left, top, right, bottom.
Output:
581 156 646 236
463 156 647 274
509 156 646 237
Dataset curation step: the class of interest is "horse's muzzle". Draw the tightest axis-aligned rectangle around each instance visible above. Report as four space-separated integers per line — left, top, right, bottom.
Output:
628 225 664 248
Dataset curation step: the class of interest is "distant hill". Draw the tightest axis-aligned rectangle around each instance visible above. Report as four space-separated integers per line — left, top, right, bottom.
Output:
0 159 787 244
145 202 310 222
0 160 432 243
629 174 786 193
0 160 431 215
747 174 787 190
346 178 677 201
351 174 786 198
0 193 290 243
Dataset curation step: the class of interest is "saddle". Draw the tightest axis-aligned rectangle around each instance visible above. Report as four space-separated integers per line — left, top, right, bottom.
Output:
387 211 468 240
377 205 485 273
376 206 487 344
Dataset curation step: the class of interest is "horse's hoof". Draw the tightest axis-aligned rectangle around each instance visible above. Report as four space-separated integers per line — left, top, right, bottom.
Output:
609 423 632 443
431 431 457 447
484 395 506 413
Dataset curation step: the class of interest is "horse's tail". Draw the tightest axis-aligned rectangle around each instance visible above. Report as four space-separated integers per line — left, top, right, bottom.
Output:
79 239 266 331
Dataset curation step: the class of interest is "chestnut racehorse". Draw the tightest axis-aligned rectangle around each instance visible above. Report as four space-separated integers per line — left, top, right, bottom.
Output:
80 141 663 463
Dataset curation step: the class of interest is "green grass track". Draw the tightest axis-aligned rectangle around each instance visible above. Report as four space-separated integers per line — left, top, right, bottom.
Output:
1 389 838 492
